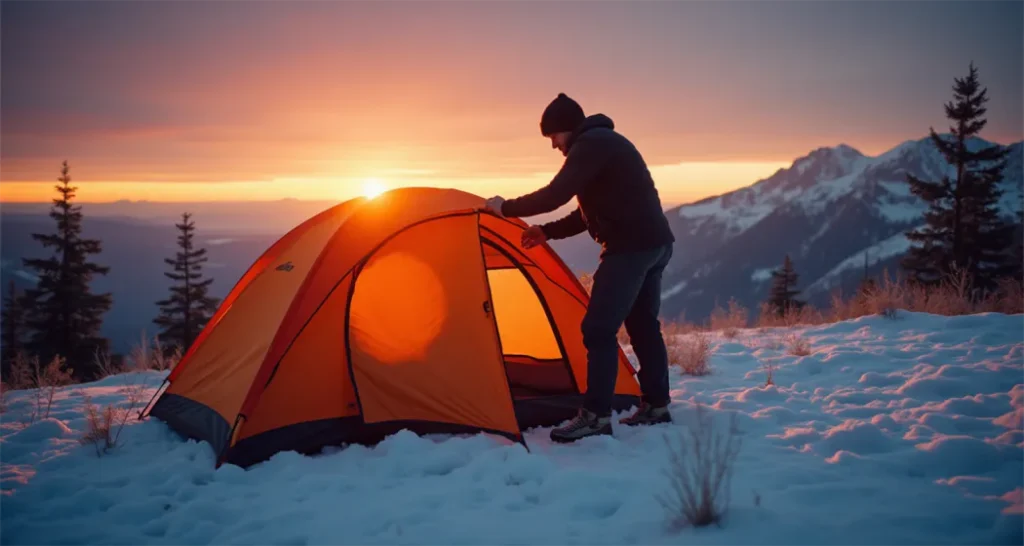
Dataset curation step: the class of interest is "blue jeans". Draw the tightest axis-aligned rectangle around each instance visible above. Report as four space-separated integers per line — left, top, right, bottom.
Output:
582 243 673 416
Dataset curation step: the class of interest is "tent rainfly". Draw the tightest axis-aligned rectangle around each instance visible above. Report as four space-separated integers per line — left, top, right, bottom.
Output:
142 187 642 468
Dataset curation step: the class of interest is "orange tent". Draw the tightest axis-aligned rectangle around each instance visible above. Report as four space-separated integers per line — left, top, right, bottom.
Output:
142 187 641 468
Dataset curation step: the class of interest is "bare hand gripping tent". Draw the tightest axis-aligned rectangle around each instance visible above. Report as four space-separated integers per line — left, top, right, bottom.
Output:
141 187 642 468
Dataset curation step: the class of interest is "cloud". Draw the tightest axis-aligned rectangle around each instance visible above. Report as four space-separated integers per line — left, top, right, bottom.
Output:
2 0 1020 192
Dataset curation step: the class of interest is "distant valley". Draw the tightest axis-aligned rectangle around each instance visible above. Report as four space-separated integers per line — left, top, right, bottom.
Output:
2 134 1020 353
0 199 600 354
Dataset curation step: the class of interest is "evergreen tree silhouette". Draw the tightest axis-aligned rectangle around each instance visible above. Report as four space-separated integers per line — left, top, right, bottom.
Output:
1010 208 1024 282
1 281 27 378
22 161 112 380
154 212 220 353
766 255 803 317
902 62 1017 292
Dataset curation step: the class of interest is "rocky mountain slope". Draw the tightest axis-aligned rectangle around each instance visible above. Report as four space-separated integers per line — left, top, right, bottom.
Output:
658 135 1023 322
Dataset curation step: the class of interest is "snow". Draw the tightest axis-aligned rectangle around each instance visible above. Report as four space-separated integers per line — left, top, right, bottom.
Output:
805 231 916 294
660 280 687 299
876 200 925 223
803 216 835 249
2 312 1022 545
877 179 914 198
750 268 774 282
676 193 776 236
13 269 39 283
677 197 723 219
792 156 874 216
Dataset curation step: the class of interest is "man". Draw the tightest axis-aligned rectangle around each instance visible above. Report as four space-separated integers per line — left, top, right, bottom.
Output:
485 93 676 443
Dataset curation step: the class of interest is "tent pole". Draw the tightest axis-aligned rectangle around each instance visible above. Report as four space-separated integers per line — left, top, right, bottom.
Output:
137 377 169 420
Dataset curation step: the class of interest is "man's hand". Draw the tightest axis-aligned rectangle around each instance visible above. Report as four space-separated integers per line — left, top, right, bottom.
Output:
521 225 547 249
485 196 505 217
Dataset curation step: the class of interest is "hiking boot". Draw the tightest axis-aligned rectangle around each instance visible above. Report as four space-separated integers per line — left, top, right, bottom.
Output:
550 408 612 443
619 402 672 426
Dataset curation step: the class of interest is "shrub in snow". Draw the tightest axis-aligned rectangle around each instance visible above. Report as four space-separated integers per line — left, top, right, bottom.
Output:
6 352 34 391
762 361 777 386
710 299 748 339
756 302 824 329
80 397 116 455
758 266 1022 329
126 332 181 372
79 373 149 456
8 354 75 426
831 268 1023 321
658 402 742 530
982 277 1024 315
786 334 812 357
662 319 703 336
92 347 123 378
667 331 712 376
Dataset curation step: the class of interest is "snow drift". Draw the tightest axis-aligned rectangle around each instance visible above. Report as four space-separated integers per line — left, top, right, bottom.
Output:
1 311 1021 545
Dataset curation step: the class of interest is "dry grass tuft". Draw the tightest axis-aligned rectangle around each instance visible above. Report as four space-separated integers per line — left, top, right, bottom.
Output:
756 302 824 329
126 333 182 372
762 361 777 386
79 372 149 456
709 299 748 339
6 352 34 391
785 334 812 357
80 397 116 455
8 354 75 426
982 277 1024 314
662 319 704 337
93 348 123 378
752 268 1021 328
829 268 1023 321
667 330 713 376
657 402 743 530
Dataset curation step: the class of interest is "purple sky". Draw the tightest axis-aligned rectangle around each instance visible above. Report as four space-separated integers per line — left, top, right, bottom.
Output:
2 0 1021 203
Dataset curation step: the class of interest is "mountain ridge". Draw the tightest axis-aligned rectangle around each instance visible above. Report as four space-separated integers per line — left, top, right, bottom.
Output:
657 134 1023 322
1 134 1020 348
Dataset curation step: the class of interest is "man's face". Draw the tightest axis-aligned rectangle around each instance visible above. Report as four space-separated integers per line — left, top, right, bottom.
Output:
549 132 571 156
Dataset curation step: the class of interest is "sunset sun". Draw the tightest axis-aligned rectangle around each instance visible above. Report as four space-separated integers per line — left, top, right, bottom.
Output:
363 178 387 199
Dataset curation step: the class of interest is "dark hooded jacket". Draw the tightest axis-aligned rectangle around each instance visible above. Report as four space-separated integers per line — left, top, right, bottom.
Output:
501 114 675 256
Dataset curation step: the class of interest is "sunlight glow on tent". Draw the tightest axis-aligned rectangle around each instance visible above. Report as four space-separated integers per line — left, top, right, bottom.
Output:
363 178 387 199
350 251 446 364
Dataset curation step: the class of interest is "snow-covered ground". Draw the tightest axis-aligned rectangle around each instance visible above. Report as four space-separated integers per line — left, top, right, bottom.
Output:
2 312 1021 545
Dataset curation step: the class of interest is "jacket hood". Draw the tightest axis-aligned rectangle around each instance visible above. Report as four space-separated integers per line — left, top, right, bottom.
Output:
568 114 614 149
577 113 614 133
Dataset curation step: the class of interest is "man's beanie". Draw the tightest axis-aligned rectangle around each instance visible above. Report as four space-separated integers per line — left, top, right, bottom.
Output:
540 93 585 136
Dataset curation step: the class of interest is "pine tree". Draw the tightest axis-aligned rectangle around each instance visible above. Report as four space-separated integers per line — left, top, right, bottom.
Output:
22 161 113 380
1010 207 1024 282
154 212 220 354
856 251 877 300
901 62 1017 293
767 254 803 317
1 281 27 378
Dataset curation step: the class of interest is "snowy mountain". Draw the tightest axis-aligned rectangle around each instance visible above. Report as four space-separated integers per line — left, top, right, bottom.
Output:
659 136 1024 322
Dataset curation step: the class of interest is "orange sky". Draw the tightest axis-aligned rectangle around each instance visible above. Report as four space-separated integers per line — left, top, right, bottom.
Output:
2 1 1020 207
0 162 793 206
